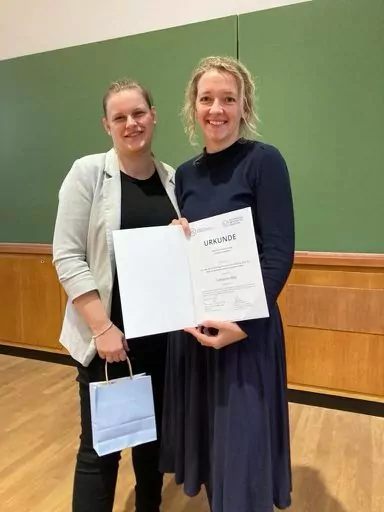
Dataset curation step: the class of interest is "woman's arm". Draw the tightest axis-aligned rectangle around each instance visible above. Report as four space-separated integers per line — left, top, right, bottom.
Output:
53 159 127 362
185 146 295 348
73 290 111 333
73 290 128 362
255 145 295 308
52 159 98 299
236 145 295 338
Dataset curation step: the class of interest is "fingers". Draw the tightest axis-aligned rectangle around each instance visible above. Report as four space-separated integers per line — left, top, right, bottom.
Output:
200 319 224 330
198 324 219 336
96 332 128 363
171 217 191 237
184 327 220 347
118 350 127 362
179 218 191 237
122 336 129 352
103 349 126 363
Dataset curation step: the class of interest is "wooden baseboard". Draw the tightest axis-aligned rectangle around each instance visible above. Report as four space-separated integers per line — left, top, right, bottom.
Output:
0 343 74 366
288 383 384 404
287 388 384 418
1 343 383 417
0 340 66 355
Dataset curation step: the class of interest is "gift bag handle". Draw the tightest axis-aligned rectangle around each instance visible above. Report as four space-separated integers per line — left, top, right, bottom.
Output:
104 357 133 383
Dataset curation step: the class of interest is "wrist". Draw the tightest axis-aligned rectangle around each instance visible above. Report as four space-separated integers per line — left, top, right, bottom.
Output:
91 321 113 340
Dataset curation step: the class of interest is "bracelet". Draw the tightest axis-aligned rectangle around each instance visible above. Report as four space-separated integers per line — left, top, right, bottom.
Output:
92 321 113 340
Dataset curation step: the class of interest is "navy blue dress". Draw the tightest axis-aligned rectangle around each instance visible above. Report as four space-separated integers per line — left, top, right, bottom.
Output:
160 138 295 512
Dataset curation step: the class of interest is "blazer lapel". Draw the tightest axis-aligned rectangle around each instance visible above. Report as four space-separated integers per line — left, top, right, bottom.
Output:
103 148 121 271
155 160 181 218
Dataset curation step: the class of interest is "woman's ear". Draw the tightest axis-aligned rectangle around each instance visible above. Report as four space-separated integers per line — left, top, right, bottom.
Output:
102 117 111 136
151 106 157 125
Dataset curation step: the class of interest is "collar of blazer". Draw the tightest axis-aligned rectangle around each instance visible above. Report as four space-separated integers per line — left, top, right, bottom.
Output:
103 147 175 185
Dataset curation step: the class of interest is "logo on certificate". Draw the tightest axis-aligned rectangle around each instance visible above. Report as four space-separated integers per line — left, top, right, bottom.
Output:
190 226 212 236
222 215 243 227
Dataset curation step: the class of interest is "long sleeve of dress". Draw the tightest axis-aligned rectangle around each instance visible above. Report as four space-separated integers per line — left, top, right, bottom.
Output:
238 146 295 337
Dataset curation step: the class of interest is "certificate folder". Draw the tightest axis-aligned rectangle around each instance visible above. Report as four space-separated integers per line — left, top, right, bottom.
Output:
112 207 269 339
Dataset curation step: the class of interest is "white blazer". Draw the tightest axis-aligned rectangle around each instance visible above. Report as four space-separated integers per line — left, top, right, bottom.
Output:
52 148 180 366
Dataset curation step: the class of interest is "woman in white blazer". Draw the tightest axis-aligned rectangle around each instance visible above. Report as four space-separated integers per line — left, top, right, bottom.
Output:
52 79 180 512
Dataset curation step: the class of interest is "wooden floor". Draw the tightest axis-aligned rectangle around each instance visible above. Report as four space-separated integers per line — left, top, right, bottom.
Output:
0 355 383 512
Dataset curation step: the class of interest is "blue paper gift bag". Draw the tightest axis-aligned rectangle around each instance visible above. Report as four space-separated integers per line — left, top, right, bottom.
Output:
89 358 157 456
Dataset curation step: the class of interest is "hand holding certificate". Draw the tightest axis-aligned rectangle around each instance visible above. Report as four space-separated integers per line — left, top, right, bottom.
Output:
112 207 269 339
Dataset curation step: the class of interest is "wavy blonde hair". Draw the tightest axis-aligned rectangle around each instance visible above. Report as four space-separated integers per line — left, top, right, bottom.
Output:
182 56 259 145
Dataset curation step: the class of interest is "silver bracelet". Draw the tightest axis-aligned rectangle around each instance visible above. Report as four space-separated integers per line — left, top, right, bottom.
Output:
92 321 113 340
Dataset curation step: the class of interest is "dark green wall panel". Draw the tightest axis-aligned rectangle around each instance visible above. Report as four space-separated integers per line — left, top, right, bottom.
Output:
2 3 383 251
0 17 237 242
239 0 384 252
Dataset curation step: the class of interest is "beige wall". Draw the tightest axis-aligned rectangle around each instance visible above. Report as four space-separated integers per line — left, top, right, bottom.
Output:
0 0 310 61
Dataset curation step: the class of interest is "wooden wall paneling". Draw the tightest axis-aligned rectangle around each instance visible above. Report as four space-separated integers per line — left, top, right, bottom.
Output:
286 328 384 398
290 268 384 288
286 285 384 335
0 254 23 344
286 253 384 400
0 244 64 352
1 245 384 402
20 254 63 350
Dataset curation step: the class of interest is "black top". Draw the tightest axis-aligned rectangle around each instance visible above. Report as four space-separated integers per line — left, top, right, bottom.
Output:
110 169 177 359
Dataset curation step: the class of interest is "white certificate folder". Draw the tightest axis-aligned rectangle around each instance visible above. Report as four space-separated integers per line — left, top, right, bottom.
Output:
112 207 269 339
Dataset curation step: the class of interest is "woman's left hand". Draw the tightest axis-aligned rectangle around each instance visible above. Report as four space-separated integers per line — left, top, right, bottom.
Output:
184 320 247 349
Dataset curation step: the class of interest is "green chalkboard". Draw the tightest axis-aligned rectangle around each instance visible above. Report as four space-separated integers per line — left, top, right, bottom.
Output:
239 0 384 252
0 17 237 243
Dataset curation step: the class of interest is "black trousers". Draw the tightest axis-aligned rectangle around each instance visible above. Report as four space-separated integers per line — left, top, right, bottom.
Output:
72 347 166 512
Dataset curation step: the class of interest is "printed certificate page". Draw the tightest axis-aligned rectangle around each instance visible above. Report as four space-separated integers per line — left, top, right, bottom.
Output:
187 207 269 324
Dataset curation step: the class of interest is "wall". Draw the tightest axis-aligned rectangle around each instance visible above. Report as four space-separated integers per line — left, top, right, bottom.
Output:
1 244 383 401
279 252 384 401
0 16 238 242
0 0 309 60
0 0 383 402
0 245 66 352
1 0 383 250
239 0 384 252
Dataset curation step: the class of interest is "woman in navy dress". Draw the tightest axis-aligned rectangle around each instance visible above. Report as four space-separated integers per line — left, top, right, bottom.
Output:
160 56 295 512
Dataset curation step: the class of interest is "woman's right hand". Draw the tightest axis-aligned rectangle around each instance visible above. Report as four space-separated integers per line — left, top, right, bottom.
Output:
95 324 129 363
171 217 191 237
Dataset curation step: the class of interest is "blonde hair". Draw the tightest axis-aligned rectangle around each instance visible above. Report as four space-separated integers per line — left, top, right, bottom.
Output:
182 56 259 145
